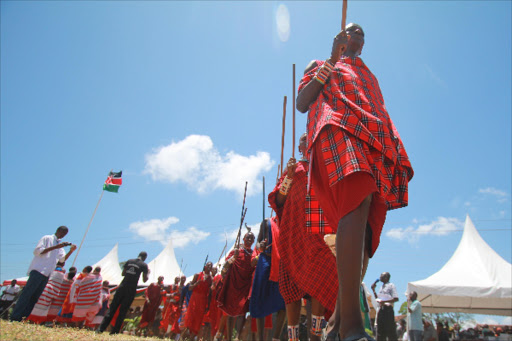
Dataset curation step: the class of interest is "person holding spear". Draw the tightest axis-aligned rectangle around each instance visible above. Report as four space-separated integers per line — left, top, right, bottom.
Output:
296 21 414 341
181 261 213 340
216 231 256 341
269 133 337 341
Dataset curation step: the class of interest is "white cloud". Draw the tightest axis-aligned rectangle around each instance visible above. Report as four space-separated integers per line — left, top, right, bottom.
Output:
170 227 210 248
386 217 463 243
479 187 507 197
479 187 508 203
129 217 210 248
144 135 274 198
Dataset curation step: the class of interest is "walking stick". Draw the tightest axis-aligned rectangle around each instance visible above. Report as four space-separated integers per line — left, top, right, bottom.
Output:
341 0 348 30
280 96 287 175
292 64 296 158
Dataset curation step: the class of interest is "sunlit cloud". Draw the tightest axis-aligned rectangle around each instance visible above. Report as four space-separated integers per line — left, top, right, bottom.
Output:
144 135 274 198
276 4 290 42
129 217 210 248
386 216 464 243
479 187 508 203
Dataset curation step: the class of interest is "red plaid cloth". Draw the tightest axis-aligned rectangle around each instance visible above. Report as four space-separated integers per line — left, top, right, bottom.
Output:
278 262 304 305
298 57 413 210
269 162 338 311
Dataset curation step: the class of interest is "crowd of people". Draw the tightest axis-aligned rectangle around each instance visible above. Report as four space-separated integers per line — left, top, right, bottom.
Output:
3 22 420 341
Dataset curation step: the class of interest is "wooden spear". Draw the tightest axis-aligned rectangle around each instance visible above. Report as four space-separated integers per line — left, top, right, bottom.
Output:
292 64 296 158
280 96 287 175
262 176 265 220
341 0 348 30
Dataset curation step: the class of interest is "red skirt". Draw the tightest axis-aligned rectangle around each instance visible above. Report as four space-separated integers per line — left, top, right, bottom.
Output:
311 126 388 257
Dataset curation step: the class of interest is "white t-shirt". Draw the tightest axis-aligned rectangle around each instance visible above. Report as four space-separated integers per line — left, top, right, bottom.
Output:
27 234 66 277
377 282 398 307
1 285 20 301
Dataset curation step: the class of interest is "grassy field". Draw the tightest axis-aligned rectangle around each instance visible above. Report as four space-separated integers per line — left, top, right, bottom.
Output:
0 320 168 341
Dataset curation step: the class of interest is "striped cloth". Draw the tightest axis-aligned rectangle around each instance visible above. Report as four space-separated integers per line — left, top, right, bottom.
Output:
71 273 103 322
27 269 73 324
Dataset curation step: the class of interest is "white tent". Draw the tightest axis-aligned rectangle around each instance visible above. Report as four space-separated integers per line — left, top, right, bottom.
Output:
92 243 124 285
139 239 182 286
407 215 512 316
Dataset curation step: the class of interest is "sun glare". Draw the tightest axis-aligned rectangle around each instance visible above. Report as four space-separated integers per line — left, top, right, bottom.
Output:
276 4 290 42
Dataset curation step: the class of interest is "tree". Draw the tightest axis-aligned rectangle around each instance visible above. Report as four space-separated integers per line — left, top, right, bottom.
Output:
424 312 476 327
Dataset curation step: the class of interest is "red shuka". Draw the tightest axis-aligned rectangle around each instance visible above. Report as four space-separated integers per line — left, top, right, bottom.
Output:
217 247 255 316
184 272 212 335
139 282 163 328
269 161 338 312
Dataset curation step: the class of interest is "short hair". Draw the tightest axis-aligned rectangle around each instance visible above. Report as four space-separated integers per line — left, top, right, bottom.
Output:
103 280 110 286
69 267 77 273
83 265 93 273
139 251 148 260
94 266 101 273
56 226 69 233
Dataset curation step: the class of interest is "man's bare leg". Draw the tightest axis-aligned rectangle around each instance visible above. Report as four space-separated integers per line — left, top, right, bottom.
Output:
311 298 325 341
337 194 372 340
226 316 235 341
285 300 301 341
273 310 286 340
326 223 371 340
256 317 265 341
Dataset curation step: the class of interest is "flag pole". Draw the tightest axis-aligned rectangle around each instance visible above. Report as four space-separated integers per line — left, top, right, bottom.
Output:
72 190 105 267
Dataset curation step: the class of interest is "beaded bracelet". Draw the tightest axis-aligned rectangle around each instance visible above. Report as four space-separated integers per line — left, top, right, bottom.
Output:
279 176 293 195
314 59 336 85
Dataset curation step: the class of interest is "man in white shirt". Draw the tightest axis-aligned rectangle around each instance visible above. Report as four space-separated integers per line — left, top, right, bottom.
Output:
371 272 399 341
10 226 76 322
0 279 20 319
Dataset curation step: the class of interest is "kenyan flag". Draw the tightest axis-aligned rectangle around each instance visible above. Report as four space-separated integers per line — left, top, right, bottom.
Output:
103 171 122 193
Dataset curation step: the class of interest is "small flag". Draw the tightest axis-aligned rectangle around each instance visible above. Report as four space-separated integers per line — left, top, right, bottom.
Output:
103 171 122 193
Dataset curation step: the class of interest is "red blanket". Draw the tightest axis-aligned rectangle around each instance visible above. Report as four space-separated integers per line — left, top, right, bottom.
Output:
139 283 163 328
217 248 255 316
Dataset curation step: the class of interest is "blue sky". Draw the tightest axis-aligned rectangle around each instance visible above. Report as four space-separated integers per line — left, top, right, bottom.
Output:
1 1 510 325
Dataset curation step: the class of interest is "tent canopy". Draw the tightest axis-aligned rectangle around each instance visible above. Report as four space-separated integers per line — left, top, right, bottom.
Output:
92 243 124 286
407 215 512 316
139 239 182 286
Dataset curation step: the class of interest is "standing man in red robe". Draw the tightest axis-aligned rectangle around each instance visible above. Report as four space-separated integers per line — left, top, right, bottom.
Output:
138 276 164 334
203 267 221 340
181 261 213 340
296 23 414 341
217 232 256 341
269 133 337 341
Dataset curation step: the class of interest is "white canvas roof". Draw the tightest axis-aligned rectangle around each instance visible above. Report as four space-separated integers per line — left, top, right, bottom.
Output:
407 215 512 316
139 238 183 286
92 243 124 285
